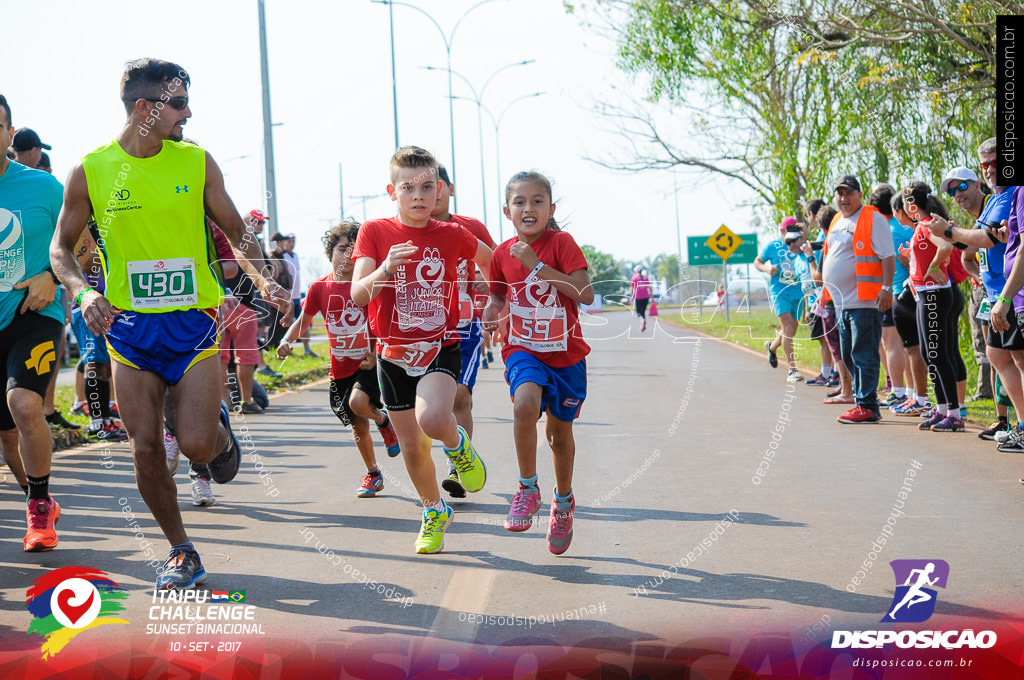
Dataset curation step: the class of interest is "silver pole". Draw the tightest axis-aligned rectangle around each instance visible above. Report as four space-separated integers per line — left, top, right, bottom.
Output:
258 0 277 251
339 163 344 221
388 1 399 148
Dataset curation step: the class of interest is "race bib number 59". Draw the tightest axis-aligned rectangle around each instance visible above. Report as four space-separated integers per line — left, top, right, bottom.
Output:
127 258 198 309
509 304 567 352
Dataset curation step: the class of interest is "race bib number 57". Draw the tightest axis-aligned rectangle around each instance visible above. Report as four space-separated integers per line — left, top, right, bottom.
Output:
127 258 198 309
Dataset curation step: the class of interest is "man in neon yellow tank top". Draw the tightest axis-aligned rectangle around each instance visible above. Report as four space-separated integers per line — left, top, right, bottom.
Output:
50 58 292 590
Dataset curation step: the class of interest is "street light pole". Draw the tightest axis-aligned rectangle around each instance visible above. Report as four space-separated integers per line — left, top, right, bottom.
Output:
387 1 399 148
370 0 507 214
257 0 278 252
453 91 545 241
424 60 534 227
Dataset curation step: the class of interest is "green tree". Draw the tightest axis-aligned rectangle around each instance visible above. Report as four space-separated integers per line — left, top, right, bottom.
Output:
568 0 1006 221
581 244 626 298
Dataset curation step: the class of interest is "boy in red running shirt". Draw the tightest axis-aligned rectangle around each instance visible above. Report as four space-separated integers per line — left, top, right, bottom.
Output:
278 221 401 497
483 171 594 555
430 164 497 500
351 146 493 554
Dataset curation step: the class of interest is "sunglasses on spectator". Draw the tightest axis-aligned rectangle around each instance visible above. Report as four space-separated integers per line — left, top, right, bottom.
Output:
946 181 971 197
981 160 996 170
139 97 189 111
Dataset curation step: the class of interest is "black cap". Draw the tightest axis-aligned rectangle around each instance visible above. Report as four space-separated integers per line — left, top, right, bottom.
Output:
834 174 861 192
12 128 51 152
271 232 295 242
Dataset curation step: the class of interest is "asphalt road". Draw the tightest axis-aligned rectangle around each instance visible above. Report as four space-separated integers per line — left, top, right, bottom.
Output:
2 310 1021 660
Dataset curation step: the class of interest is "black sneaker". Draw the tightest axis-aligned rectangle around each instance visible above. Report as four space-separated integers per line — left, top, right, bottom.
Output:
87 422 128 442
441 470 467 499
764 341 778 368
46 410 80 430
979 421 1008 441
881 392 903 408
155 547 208 589
208 403 241 484
239 401 264 415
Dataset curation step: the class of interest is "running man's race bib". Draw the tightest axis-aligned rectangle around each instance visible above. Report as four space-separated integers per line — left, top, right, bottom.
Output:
381 340 441 377
127 258 198 309
780 262 798 284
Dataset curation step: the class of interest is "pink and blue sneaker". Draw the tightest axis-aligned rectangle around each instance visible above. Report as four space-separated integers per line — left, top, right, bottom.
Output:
504 483 542 532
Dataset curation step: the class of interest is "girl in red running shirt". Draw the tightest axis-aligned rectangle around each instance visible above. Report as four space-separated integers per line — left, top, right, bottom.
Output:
483 171 594 555
277 222 401 497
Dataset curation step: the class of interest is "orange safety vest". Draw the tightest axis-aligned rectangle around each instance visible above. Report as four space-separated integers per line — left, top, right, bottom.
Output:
821 206 884 303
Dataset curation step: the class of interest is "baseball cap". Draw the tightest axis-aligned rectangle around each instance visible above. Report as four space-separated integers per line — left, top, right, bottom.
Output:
779 216 799 235
783 230 803 242
833 174 861 192
939 167 979 194
271 232 295 242
12 128 51 152
248 209 267 222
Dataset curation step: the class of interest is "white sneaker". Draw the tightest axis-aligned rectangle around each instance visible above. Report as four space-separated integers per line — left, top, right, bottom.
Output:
165 432 181 475
786 369 804 383
191 477 216 506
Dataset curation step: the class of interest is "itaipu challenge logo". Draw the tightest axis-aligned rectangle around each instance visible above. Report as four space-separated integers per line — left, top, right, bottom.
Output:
26 566 129 658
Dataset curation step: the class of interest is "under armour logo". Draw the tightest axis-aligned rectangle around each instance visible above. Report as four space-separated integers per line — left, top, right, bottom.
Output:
25 341 56 376
175 185 188 194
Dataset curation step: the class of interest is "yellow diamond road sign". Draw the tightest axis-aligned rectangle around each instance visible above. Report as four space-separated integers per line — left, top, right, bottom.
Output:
706 224 741 260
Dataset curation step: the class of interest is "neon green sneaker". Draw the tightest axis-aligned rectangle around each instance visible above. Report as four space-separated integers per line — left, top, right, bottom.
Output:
415 503 453 554
443 426 487 493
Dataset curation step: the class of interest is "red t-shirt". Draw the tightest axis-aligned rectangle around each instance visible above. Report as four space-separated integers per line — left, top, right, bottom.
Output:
489 229 590 368
908 223 950 289
302 274 371 380
449 214 495 329
352 216 479 348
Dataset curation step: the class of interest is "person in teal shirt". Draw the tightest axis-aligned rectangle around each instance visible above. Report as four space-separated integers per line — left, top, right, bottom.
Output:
0 93 67 552
755 216 810 382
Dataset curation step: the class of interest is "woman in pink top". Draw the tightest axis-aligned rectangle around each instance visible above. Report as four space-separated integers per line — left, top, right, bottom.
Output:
630 266 652 332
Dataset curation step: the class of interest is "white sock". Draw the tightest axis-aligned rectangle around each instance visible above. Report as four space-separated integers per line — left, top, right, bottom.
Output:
427 499 446 514
90 418 104 429
916 395 928 406
894 387 906 398
821 365 832 378
937 404 948 415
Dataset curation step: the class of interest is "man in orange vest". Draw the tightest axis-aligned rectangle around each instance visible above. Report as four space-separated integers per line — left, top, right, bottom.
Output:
822 174 896 423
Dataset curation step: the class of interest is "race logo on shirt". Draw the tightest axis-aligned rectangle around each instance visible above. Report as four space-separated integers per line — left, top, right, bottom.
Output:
0 209 26 292
396 247 446 333
326 296 370 359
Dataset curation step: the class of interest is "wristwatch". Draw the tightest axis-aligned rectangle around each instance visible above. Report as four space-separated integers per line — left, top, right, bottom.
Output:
880 285 892 292
45 266 60 285
944 225 954 240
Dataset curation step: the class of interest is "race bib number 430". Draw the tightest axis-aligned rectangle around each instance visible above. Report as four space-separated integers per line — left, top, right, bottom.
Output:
127 258 198 309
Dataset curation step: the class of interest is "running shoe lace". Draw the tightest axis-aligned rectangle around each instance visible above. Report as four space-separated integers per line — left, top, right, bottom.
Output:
511 488 533 515
166 551 186 569
360 473 377 488
421 512 442 539
27 501 49 529
551 507 571 535
449 446 474 474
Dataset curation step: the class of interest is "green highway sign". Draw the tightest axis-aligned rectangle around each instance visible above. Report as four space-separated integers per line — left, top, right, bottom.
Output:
687 232 758 266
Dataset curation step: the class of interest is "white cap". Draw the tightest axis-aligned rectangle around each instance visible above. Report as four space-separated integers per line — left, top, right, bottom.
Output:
939 166 979 193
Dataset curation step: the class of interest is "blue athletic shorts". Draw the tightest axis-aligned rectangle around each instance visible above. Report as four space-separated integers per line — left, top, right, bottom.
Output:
106 308 219 385
71 308 109 364
770 292 804 319
457 319 484 390
504 350 586 422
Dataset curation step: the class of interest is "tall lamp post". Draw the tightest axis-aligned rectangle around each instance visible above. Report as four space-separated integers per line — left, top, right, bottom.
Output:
370 0 507 213
257 0 278 252
423 59 534 227
451 92 545 241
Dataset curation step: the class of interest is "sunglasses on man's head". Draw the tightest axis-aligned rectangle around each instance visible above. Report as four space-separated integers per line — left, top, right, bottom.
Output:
946 181 971 197
140 97 189 111
981 160 997 170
